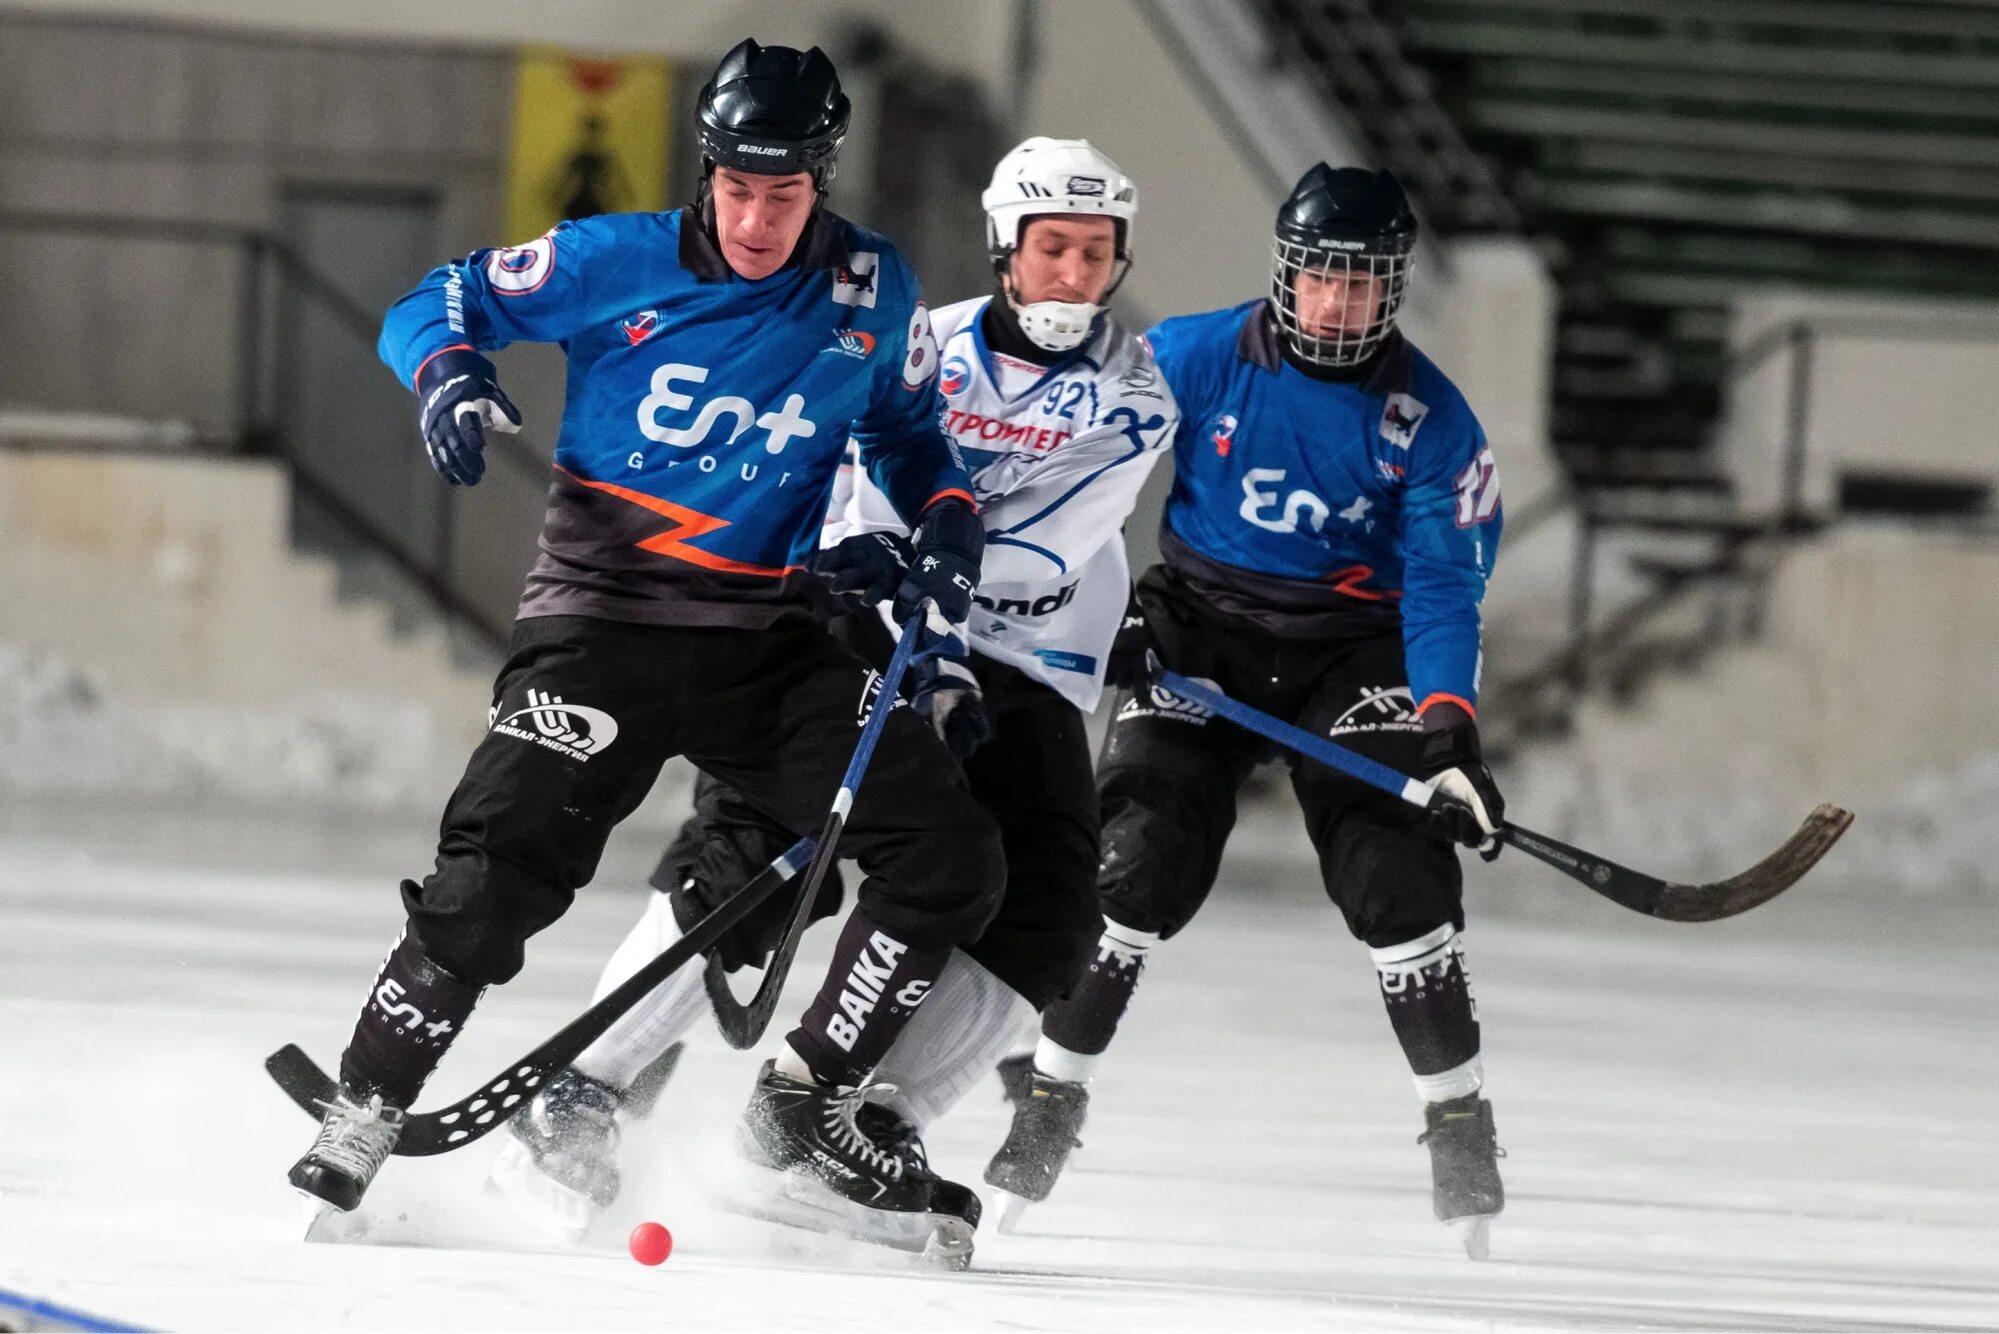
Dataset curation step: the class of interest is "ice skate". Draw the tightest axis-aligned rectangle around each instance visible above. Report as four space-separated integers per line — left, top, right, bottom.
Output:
1419 1094 1505 1259
995 1052 1035 1106
288 1088 404 1215
984 1071 1088 1232
732 1060 980 1268
486 1067 625 1241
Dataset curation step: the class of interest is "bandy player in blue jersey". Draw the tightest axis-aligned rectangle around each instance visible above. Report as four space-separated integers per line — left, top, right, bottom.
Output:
286 42 1006 1229
987 164 1512 1258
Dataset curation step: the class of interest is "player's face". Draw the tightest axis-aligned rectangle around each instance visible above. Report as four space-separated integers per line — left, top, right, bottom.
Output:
1294 266 1386 338
1010 216 1119 307
712 168 816 281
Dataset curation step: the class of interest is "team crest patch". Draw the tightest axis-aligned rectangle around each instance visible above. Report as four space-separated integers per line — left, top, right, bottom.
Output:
823 328 877 360
832 251 880 308
1380 392 1428 448
486 235 555 296
939 354 972 397
1211 413 1238 457
621 310 661 346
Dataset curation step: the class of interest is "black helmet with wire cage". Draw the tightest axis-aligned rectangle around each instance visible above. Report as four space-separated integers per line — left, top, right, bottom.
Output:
1270 164 1418 369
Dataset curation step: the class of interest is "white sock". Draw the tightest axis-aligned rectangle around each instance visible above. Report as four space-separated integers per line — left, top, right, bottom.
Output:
869 952 1033 1128
1415 1055 1485 1104
1032 1035 1098 1084
773 1039 815 1083
571 890 709 1090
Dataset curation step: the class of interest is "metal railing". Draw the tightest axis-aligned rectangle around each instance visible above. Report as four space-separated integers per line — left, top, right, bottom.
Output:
1486 313 1999 748
0 209 548 652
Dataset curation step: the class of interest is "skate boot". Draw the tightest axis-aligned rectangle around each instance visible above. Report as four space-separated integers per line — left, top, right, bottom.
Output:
487 1043 683 1239
736 1060 980 1267
1419 1094 1505 1260
487 1067 625 1238
983 1072 1089 1232
995 1052 1035 1107
288 1088 405 1213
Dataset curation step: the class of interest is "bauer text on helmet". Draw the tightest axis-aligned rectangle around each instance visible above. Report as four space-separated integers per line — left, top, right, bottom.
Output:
1271 164 1417 370
981 137 1138 353
697 39 850 281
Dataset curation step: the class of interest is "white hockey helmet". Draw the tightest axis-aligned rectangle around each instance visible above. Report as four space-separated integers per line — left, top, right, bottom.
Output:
981 136 1138 352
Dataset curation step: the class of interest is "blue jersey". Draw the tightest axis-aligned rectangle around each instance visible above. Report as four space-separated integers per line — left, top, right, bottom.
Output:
1145 300 1501 716
379 207 971 628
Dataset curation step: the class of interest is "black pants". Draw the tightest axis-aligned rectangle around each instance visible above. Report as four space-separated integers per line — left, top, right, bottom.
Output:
657 616 1103 1011
1096 566 1463 950
403 614 1005 985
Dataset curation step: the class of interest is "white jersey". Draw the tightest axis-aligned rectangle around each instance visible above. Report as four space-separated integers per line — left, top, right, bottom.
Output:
834 297 1178 712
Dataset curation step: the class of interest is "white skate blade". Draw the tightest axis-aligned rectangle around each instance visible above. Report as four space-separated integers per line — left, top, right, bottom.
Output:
1448 1214 1494 1261
991 1190 1033 1235
298 1192 337 1241
724 1155 970 1264
298 1192 369 1245
484 1137 593 1246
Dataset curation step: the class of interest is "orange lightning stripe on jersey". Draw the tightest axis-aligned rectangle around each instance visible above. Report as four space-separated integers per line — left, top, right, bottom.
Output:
560 467 803 578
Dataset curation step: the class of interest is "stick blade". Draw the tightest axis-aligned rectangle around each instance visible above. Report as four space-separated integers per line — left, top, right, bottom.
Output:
1654 803 1855 922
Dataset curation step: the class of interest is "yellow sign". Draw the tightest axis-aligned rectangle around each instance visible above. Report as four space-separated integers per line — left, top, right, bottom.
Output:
505 46 671 243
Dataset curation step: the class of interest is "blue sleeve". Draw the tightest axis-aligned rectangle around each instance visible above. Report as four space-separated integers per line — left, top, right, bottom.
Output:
1399 396 1502 716
377 215 649 388
1144 317 1213 449
851 262 976 525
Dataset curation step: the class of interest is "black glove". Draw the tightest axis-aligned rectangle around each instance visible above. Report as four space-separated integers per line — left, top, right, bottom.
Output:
415 348 521 487
1104 586 1159 691
812 531 915 604
1419 703 1505 862
911 653 992 760
893 499 983 653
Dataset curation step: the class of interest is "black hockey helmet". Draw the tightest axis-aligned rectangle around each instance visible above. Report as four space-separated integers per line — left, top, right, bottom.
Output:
1270 164 1418 368
695 39 850 187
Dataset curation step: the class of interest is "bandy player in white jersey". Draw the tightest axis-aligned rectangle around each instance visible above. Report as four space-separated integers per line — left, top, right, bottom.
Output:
487 137 1178 1245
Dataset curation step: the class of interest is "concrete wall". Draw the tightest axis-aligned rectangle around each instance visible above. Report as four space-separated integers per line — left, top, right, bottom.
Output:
1718 291 1999 517
0 450 492 717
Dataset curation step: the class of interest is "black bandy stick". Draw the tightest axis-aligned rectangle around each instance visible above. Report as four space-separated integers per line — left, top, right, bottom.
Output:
704 609 930 1049
1154 669 1853 923
266 835 812 1157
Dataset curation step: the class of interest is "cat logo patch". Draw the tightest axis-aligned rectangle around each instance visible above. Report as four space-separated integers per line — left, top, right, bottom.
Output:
1380 393 1428 449
832 251 880 309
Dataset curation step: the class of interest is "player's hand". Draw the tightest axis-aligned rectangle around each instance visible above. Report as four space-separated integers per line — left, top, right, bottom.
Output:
911 653 991 760
416 348 521 487
893 499 983 653
813 532 915 604
1104 586 1159 690
1419 703 1505 861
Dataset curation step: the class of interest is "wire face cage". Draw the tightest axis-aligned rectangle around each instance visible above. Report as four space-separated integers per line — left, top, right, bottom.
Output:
1268 239 1411 369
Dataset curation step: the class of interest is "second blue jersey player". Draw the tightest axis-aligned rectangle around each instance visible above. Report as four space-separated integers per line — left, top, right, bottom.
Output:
987 164 1512 1258
286 40 1004 1232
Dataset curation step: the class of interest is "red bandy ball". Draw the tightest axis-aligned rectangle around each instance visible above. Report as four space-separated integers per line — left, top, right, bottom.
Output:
628 1221 673 1266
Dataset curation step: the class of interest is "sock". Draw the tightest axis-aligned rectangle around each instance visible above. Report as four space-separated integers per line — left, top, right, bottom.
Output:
782 910 951 1088
1032 1034 1099 1084
572 889 709 1090
870 952 1034 1127
1038 917 1160 1063
340 926 484 1108
1370 924 1484 1103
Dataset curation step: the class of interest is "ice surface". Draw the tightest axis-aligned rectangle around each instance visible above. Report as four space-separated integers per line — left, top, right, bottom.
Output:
3 796 1995 1332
